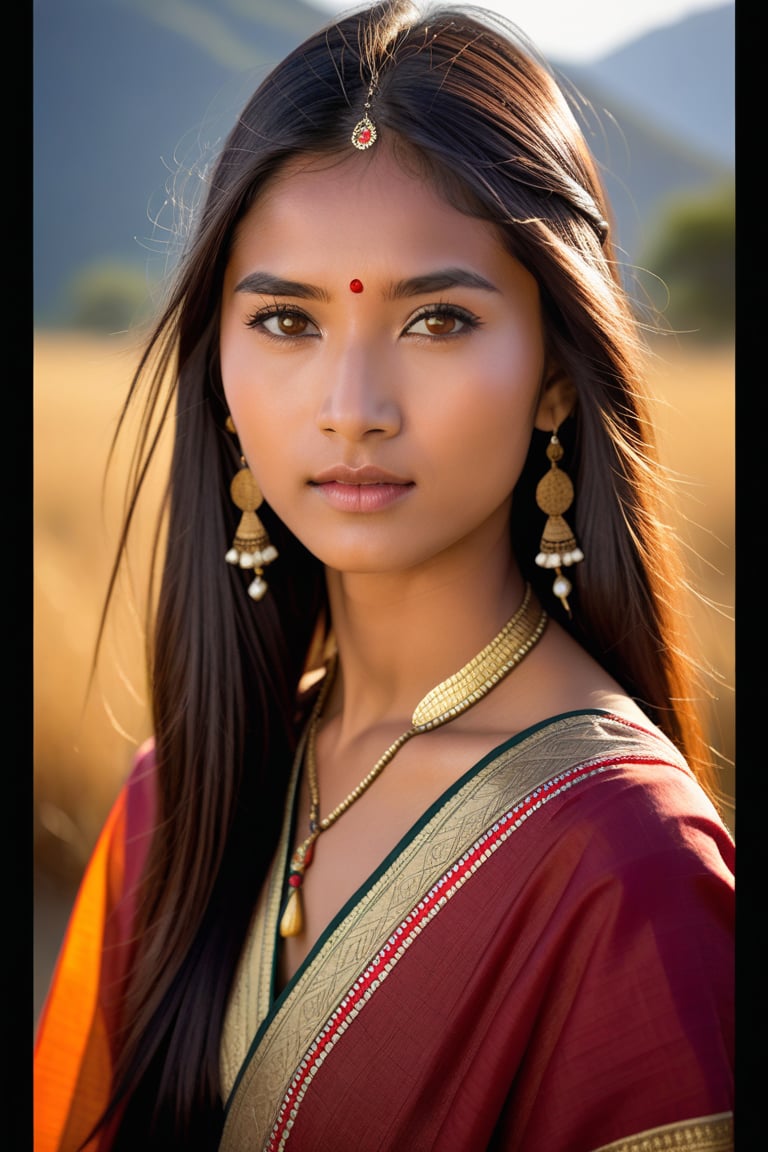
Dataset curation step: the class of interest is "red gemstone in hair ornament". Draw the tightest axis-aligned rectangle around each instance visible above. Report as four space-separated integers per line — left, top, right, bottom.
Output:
349 279 364 293
351 115 377 150
351 71 379 150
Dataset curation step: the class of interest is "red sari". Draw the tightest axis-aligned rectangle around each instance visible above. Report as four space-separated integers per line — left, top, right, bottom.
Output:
35 715 735 1151
33 742 156 1152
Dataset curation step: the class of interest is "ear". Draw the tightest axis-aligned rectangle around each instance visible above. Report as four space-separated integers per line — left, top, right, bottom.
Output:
534 364 577 432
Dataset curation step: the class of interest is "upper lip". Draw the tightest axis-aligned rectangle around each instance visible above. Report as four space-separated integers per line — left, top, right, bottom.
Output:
311 465 413 485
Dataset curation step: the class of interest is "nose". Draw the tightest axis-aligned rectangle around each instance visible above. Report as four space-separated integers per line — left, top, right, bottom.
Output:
316 344 401 441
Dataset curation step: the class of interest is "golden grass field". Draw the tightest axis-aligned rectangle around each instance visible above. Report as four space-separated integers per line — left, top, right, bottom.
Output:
33 329 735 1012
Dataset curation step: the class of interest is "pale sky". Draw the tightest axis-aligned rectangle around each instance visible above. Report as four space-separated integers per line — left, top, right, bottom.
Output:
305 0 731 62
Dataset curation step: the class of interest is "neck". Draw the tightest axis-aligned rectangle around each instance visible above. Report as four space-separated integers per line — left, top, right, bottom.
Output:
323 557 528 738
278 578 547 939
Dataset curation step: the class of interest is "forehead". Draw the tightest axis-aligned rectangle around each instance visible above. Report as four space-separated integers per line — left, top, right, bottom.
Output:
228 144 510 278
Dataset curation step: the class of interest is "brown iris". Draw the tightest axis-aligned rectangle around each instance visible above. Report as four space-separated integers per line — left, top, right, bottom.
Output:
276 312 309 335
422 313 459 335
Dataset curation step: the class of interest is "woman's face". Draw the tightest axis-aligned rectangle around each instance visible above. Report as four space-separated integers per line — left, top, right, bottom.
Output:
220 145 558 579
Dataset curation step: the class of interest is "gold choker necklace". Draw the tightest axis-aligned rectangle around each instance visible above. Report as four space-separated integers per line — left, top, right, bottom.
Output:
279 583 547 938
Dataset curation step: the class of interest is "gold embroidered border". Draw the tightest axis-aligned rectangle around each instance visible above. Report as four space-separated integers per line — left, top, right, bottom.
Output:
590 1111 733 1152
220 713 689 1151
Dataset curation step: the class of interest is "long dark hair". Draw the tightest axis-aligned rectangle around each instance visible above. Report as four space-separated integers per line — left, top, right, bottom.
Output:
88 2 719 1145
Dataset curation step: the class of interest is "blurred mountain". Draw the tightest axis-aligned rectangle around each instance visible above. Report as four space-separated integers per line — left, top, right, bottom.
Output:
582 3 734 166
33 0 734 324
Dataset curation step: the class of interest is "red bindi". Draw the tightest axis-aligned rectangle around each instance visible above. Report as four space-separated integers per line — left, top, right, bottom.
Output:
349 279 364 294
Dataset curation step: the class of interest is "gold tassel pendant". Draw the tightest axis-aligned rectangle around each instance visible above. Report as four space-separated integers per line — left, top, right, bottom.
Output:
279 886 305 938
279 831 319 939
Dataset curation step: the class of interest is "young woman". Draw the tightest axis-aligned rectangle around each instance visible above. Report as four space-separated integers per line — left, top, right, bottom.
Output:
34 3 734 1149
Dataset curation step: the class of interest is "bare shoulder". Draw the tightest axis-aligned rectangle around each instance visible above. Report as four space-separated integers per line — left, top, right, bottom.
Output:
485 617 652 732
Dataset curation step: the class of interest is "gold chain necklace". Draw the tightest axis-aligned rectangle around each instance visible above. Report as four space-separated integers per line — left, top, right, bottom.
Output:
279 582 547 938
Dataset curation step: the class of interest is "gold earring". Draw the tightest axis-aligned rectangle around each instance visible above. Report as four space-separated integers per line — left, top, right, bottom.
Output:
224 418 278 601
534 428 583 616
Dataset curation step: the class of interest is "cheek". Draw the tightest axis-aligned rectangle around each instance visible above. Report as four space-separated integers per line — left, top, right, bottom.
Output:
434 374 540 462
220 326 278 443
220 317 254 408
220 363 299 509
220 365 270 484
227 412 283 483
419 377 539 517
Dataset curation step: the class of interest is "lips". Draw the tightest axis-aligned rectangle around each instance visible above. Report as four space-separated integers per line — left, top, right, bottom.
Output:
309 465 414 512
311 465 412 486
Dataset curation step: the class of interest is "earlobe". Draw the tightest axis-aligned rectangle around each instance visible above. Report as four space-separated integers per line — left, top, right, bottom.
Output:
534 367 577 432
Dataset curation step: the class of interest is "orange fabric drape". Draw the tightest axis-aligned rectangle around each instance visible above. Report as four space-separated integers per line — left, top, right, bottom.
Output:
34 790 126 1151
34 744 156 1152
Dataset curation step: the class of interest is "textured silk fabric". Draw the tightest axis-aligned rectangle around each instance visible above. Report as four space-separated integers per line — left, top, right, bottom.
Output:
220 714 734 1152
33 743 157 1152
32 717 735 1152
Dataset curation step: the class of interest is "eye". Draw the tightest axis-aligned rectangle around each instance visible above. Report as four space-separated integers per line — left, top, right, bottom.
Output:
404 305 481 337
246 306 319 338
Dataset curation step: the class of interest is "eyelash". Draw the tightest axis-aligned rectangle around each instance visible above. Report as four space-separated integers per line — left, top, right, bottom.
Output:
243 302 483 340
404 304 482 337
245 304 316 338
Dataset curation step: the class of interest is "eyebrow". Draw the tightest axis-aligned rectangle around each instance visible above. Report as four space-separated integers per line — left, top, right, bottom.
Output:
233 268 499 300
233 273 329 300
387 268 500 299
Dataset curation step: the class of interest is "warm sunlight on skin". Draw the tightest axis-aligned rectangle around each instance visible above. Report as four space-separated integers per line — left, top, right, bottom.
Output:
219 145 573 589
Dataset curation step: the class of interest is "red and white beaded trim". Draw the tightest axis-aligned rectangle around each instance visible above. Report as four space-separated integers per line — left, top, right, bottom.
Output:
267 752 675 1150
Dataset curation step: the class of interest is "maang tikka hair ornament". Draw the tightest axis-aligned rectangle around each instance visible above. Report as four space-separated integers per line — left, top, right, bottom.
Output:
224 416 278 600
534 427 584 616
351 70 379 150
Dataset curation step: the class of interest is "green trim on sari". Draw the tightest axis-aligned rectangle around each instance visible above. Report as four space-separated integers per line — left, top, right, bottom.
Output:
220 711 689 1149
